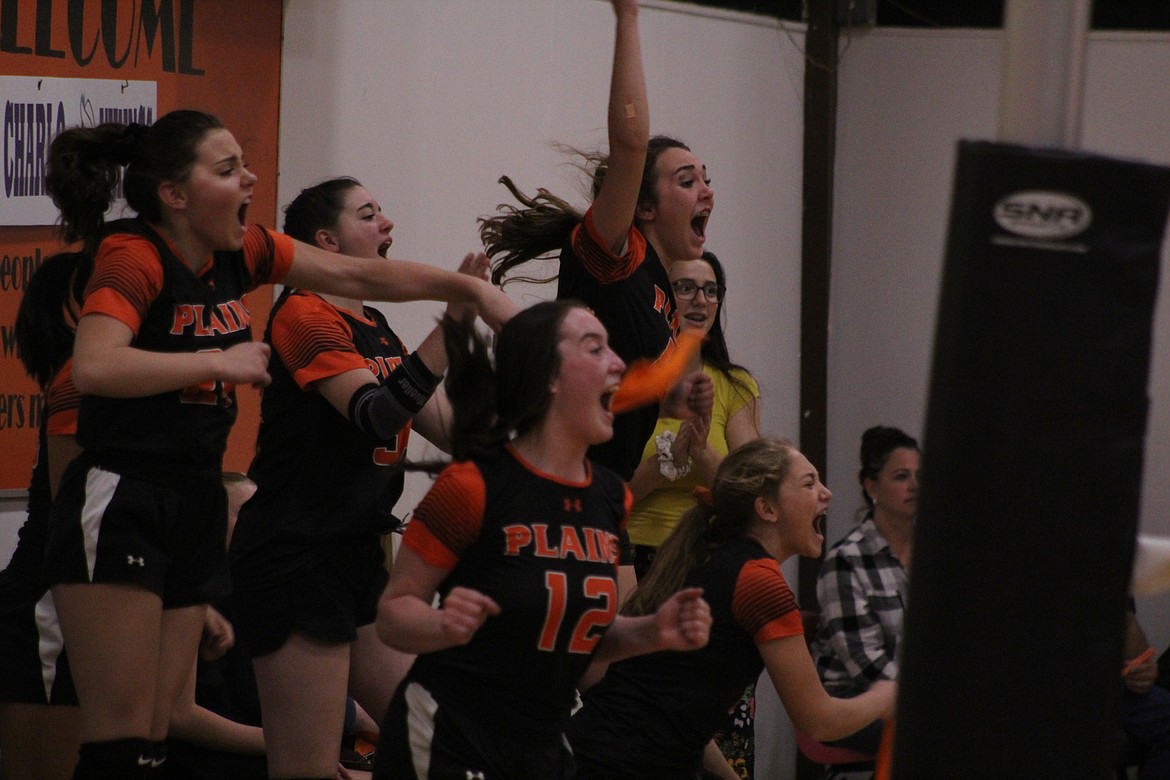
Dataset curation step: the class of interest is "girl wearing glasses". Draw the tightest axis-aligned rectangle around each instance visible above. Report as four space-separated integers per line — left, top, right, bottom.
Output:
626 251 761 579
619 250 760 779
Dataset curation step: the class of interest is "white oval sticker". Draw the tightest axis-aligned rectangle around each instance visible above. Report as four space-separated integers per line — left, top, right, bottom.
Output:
993 190 1093 240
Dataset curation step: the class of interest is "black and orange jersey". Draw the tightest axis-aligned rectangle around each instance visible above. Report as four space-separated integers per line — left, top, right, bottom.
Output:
557 210 677 480
401 445 631 741
230 291 412 559
3 363 79 609
569 536 803 778
77 219 294 480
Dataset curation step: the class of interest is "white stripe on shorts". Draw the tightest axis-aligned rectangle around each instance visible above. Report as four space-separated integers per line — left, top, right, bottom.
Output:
404 681 439 779
34 589 64 702
81 467 120 580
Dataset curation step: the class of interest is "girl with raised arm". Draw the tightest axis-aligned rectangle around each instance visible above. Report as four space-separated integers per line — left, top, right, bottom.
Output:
479 0 714 483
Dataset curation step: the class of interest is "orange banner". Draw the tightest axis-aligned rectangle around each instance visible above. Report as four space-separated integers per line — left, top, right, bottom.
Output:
0 0 283 491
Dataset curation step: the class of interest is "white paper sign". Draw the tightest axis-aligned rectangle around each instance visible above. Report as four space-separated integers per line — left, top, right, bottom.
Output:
2 76 157 226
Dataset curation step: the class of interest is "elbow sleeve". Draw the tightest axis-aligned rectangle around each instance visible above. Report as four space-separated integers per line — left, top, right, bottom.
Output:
348 352 440 443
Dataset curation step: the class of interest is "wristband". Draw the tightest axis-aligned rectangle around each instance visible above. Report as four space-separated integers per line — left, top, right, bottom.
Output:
655 430 692 481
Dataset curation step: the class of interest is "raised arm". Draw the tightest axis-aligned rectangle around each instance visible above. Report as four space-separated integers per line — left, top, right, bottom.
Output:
689 385 762 487
282 243 517 331
589 0 651 253
306 252 486 448
411 391 454 454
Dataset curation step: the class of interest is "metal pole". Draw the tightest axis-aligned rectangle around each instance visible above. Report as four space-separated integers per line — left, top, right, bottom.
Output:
998 0 1092 149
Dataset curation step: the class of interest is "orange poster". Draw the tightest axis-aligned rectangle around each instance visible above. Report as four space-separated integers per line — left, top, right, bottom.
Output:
0 0 283 491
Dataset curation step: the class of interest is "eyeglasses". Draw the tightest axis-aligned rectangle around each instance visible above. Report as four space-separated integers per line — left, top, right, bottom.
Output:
671 279 724 303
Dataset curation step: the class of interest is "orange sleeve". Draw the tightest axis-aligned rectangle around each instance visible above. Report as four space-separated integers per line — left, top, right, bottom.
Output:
402 461 487 570
82 234 166 334
731 558 803 644
569 208 648 284
243 226 295 286
44 360 80 437
270 295 371 389
620 483 633 532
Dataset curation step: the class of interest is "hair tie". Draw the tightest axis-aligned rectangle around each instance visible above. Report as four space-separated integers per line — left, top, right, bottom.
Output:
111 122 147 166
693 486 715 516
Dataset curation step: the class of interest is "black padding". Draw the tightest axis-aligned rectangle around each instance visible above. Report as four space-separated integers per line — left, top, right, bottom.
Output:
895 141 1170 778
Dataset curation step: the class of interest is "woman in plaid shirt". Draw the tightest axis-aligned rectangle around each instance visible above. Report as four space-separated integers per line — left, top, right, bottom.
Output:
810 425 919 755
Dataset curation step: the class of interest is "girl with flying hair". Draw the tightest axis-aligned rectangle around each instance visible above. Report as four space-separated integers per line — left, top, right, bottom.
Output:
478 0 714 484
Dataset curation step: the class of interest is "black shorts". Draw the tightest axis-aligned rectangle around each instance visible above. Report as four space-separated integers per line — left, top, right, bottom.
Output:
374 681 576 780
0 514 78 706
43 455 230 608
230 535 389 658
0 593 78 706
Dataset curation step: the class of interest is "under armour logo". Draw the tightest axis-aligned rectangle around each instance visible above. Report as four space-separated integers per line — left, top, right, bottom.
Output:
465 772 485 780
126 555 145 567
563 497 583 513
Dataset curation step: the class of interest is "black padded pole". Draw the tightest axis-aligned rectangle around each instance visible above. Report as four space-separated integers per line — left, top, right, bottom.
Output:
893 141 1170 778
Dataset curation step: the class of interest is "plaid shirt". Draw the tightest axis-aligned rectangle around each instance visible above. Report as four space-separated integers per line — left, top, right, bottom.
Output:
810 515 908 694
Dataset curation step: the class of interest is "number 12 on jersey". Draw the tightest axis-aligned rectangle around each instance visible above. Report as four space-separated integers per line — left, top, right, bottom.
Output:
537 572 616 654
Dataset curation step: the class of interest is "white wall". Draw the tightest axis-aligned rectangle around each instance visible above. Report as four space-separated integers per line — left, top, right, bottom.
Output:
829 27 1170 651
828 28 1000 524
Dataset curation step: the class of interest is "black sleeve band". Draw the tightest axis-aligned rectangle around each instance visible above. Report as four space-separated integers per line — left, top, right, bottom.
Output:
347 352 441 443
389 351 441 411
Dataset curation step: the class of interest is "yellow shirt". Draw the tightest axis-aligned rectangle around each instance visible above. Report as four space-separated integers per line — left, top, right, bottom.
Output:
625 364 759 547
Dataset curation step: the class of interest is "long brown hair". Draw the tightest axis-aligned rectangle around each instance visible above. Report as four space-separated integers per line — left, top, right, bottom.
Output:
478 136 691 287
624 438 796 616
15 251 92 389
